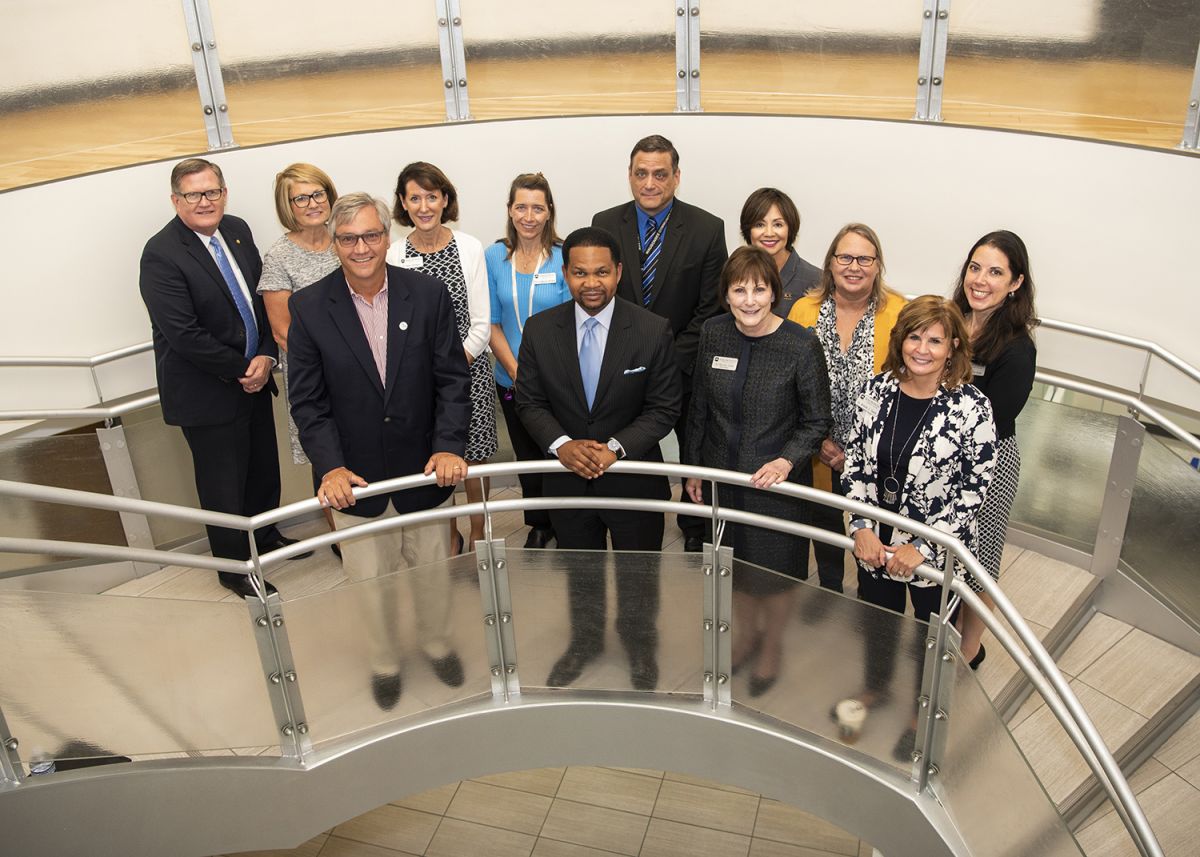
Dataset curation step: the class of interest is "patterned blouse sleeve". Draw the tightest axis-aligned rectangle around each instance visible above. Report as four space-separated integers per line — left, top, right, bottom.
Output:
257 242 293 293
842 374 884 533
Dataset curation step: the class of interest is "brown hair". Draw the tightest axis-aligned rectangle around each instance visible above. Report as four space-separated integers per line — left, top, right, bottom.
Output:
951 230 1039 364
883 295 974 389
272 163 338 232
718 246 782 312
503 172 561 259
739 187 800 251
813 223 898 305
392 161 459 226
170 158 223 194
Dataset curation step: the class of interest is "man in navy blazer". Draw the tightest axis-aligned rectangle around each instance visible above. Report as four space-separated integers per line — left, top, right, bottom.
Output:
287 192 471 711
592 134 728 553
139 158 305 600
516 227 682 691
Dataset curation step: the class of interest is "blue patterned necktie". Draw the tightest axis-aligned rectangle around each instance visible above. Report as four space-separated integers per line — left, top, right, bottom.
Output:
209 236 259 359
640 213 667 307
580 317 601 409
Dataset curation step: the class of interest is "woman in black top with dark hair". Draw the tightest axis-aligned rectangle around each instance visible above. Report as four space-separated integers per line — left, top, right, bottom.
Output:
951 230 1038 669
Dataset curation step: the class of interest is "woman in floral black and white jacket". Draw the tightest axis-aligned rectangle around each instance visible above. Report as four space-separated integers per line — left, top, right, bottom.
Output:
835 295 996 759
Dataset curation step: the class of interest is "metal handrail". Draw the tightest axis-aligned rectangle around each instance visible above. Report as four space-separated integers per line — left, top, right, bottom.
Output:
0 342 153 369
0 461 1165 857
1037 317 1200 387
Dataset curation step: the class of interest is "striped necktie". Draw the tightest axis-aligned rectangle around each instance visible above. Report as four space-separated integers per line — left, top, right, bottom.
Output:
640 214 666 307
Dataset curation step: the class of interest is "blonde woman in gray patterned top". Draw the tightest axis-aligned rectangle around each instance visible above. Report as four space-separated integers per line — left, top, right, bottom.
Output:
258 163 342 549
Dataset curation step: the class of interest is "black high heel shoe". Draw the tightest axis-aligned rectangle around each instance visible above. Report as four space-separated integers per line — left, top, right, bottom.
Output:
969 644 987 671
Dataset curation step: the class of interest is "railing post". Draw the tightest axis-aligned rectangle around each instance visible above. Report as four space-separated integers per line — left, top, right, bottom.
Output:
913 555 958 791
914 0 951 121
95 423 158 579
180 0 236 149
701 540 732 708
434 0 472 122
0 705 24 785
1179 40 1200 150
478 539 520 701
248 587 312 761
674 0 702 113
1089 416 1145 578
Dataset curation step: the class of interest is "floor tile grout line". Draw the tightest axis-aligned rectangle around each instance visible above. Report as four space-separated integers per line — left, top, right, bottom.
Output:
633 771 667 855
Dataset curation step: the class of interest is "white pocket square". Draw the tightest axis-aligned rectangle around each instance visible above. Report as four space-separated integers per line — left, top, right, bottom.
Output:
623 366 647 375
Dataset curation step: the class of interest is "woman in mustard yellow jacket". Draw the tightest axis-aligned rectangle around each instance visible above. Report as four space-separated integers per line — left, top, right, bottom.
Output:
787 224 906 591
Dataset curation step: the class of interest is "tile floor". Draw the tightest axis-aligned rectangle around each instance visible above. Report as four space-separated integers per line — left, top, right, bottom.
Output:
218 767 876 857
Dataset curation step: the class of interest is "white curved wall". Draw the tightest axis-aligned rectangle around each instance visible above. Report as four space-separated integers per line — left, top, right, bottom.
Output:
1 114 1197 412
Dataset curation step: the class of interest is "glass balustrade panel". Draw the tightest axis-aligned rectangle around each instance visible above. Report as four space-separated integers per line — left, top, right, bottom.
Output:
122 399 315 549
0 0 204 191
938 644 1083 856
1120 431 1200 624
701 3 922 120
0 589 280 766
283 551 490 747
728 559 931 774
458 0 676 119
208 0 444 147
1009 396 1119 551
945 0 1198 148
507 548 705 695
0 431 124 575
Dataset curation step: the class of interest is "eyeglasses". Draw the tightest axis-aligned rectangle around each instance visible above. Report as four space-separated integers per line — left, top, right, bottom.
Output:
291 190 328 207
177 188 225 204
832 254 877 268
334 230 386 248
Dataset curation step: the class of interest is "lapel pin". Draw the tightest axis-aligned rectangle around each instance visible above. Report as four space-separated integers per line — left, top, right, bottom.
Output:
398 321 408 331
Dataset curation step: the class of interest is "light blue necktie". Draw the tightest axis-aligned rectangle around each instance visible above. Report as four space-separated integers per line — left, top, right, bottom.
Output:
580 317 601 410
210 237 259 359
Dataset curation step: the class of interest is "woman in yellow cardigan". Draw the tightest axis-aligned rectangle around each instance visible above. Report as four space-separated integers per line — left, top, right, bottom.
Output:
787 224 906 591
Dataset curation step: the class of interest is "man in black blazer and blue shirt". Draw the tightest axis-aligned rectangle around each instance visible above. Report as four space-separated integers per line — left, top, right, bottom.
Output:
139 158 306 600
592 135 728 552
516 227 682 690
287 193 471 711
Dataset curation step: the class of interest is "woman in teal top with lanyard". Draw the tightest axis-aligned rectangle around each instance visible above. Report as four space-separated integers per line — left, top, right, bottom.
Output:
487 172 570 548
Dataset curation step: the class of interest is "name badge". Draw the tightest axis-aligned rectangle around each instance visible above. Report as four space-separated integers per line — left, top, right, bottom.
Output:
712 355 738 371
532 272 557 285
858 393 881 420
399 256 423 269
971 362 986 377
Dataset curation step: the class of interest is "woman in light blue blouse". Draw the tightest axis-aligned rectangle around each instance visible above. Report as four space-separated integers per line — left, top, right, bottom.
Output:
487 172 570 548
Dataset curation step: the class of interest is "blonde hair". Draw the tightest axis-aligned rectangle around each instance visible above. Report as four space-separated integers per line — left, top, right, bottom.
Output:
272 163 338 232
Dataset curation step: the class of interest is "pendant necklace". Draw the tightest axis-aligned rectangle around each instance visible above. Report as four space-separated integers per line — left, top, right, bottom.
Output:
882 390 934 504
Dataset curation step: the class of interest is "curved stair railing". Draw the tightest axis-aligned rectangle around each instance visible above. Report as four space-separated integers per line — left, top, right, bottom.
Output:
0 461 1166 857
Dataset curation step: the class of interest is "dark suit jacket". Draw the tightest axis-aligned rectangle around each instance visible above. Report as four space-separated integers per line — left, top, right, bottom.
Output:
286 264 471 518
515 299 682 501
592 198 727 383
139 214 278 427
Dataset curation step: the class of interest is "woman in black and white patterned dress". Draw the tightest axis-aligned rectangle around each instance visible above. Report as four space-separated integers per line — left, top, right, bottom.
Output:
951 230 1037 669
387 161 497 553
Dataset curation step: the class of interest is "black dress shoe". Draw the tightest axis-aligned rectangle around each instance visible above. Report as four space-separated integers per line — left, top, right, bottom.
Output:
683 536 705 553
748 673 777 697
218 573 278 599
371 672 402 711
969 643 987 671
892 726 918 763
547 645 600 687
428 652 465 687
628 647 658 691
524 527 555 549
257 535 314 560
331 542 342 561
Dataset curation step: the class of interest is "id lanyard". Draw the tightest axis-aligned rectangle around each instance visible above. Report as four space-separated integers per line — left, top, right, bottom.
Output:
510 251 546 335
